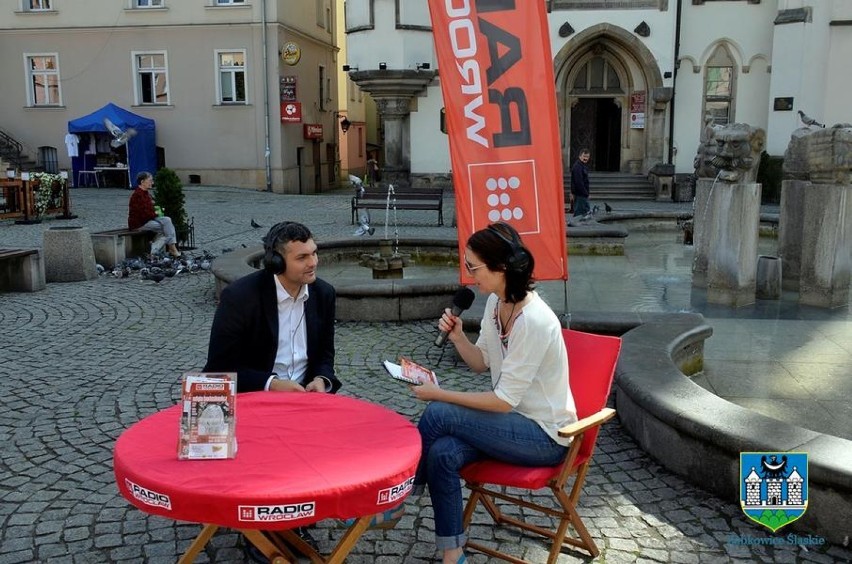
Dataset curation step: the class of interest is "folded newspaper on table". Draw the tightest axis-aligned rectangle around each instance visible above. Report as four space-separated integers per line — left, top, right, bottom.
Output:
178 372 237 460
383 357 439 386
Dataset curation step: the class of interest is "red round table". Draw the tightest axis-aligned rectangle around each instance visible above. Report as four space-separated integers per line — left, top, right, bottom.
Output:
114 392 421 563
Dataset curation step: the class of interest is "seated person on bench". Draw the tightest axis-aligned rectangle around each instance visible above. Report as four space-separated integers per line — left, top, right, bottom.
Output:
127 171 181 258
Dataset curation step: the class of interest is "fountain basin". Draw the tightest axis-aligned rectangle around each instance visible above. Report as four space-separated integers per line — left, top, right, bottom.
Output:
211 238 463 321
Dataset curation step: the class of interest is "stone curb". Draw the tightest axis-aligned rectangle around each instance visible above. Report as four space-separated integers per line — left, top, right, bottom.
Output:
614 316 852 545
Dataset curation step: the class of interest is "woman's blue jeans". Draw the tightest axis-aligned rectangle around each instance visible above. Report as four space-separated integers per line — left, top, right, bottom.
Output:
414 401 568 551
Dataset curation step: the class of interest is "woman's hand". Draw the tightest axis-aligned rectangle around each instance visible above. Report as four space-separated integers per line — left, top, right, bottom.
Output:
411 381 441 401
437 308 463 343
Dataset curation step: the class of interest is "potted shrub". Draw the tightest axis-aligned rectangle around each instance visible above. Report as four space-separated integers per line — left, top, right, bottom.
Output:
153 167 193 249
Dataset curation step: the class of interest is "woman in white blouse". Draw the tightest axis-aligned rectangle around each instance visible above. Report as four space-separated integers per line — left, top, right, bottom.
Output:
410 222 577 564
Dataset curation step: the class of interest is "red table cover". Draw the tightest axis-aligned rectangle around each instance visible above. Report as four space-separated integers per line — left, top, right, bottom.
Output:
114 393 421 529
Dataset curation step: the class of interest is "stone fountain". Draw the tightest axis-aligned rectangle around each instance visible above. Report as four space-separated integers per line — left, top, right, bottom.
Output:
358 184 411 279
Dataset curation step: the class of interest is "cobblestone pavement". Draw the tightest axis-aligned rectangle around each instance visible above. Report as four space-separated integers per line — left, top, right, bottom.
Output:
1 187 849 563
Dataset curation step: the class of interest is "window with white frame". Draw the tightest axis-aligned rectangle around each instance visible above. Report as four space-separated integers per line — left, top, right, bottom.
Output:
25 54 61 106
133 52 169 105
135 0 163 7
216 0 244 5
26 0 52 10
703 44 736 126
216 50 246 104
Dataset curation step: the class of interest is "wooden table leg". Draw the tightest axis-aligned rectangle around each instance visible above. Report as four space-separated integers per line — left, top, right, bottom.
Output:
325 516 372 564
178 524 218 564
243 529 295 564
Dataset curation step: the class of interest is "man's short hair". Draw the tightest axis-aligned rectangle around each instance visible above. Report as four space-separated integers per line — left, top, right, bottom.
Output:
136 171 153 185
579 148 590 156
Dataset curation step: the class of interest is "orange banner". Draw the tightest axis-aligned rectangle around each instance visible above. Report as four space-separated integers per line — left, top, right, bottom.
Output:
428 0 567 281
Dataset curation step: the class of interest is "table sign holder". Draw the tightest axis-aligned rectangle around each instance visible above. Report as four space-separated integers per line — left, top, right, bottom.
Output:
178 372 237 460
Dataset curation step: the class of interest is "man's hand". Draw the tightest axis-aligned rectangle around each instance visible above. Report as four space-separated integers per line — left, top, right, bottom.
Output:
305 377 327 393
269 378 306 392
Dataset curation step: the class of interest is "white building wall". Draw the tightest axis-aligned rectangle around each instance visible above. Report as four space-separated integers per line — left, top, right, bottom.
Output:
548 9 677 82
410 84 450 174
766 2 831 154
824 24 852 128
676 0 777 170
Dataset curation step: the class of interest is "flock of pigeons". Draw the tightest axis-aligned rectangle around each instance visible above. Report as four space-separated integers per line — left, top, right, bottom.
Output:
96 250 218 283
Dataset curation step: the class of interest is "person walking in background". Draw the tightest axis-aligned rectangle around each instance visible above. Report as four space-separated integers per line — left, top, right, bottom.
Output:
366 153 380 187
570 148 591 217
127 171 181 257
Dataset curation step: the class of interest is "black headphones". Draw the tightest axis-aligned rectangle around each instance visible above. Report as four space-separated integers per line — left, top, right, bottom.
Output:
263 222 293 275
487 223 530 273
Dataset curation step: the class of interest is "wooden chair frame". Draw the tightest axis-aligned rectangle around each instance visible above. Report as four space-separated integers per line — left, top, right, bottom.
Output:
461 330 621 563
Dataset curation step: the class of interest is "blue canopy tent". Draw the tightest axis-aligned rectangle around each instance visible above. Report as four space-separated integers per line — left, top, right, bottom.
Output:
67 103 156 188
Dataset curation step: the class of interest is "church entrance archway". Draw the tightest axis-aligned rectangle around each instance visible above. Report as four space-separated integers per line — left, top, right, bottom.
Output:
571 98 621 171
554 25 665 175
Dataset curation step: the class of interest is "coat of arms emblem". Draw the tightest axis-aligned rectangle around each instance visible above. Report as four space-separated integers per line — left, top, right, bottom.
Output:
740 452 808 532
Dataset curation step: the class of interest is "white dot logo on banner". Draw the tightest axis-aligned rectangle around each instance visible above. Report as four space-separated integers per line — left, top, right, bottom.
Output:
485 175 524 222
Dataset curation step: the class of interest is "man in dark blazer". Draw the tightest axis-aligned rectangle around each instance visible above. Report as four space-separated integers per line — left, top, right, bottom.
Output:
204 221 340 394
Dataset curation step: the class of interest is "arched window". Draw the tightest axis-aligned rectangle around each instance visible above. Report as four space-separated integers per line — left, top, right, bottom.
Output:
572 56 623 95
703 44 737 125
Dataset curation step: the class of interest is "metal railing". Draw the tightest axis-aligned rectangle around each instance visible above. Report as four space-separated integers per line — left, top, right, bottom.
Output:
0 128 24 170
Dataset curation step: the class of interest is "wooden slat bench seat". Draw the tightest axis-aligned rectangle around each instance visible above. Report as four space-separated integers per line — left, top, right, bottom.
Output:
91 228 155 268
352 187 444 226
0 248 46 292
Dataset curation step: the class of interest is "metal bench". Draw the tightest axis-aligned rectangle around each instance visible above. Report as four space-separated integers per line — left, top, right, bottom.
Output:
351 187 444 226
91 228 154 267
0 248 46 292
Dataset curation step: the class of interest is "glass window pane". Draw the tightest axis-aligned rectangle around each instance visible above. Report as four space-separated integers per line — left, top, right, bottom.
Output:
573 63 587 89
141 74 153 103
606 62 620 89
154 74 167 102
590 57 604 89
235 71 245 101
706 101 730 124
220 72 233 101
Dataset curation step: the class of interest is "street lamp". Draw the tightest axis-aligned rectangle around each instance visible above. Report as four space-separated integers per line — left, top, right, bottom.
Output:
339 116 351 134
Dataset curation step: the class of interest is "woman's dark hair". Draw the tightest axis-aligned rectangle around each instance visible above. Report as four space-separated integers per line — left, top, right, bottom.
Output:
467 222 535 303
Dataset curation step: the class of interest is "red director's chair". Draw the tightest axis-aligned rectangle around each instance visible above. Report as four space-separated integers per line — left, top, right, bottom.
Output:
460 329 622 562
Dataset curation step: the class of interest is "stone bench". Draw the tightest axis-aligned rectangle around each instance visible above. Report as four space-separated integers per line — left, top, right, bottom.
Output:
0 248 46 292
91 228 154 268
352 187 444 226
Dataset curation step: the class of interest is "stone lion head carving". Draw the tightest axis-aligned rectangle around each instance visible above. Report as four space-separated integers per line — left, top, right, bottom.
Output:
695 122 765 184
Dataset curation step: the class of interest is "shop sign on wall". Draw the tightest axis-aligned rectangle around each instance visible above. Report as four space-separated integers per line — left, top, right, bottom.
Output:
280 76 297 101
630 91 646 130
281 42 301 66
281 102 302 123
303 124 323 140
